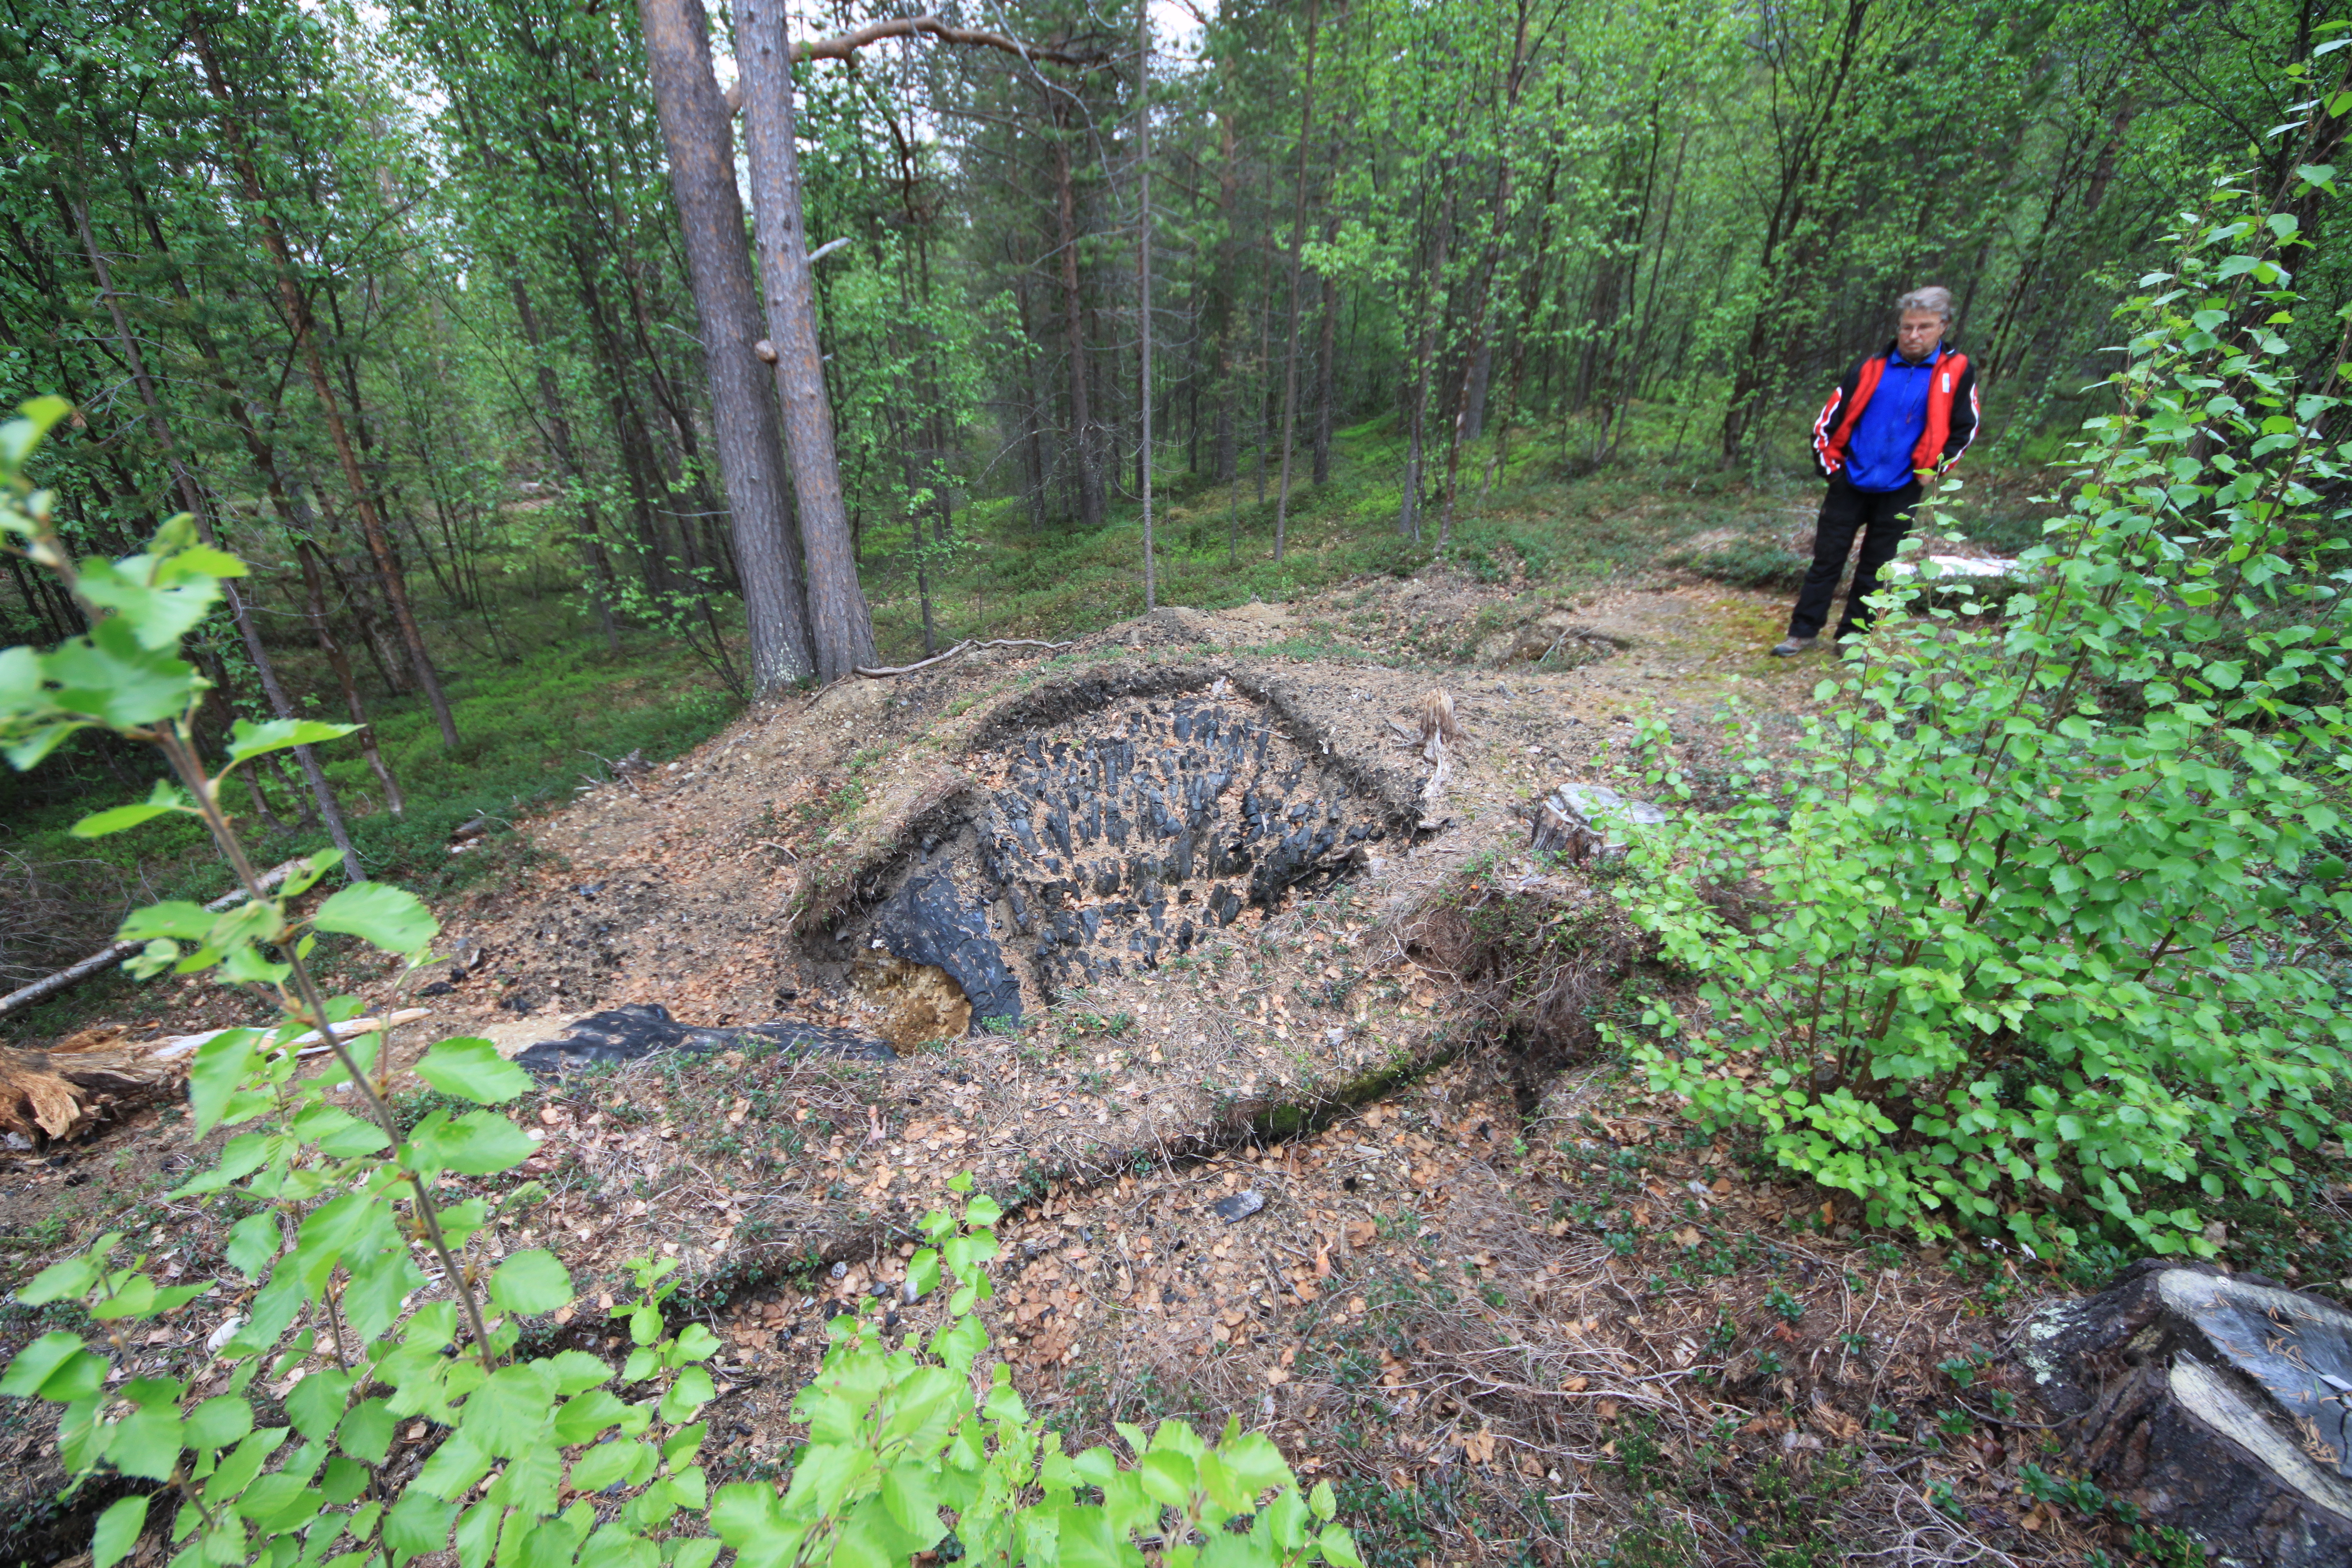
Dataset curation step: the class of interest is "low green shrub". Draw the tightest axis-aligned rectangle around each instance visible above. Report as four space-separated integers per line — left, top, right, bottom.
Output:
1606 160 2352 1255
0 401 1361 1568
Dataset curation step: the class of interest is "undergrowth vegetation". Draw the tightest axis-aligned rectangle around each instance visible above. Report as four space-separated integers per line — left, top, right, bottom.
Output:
0 403 1364 1568
1607 162 2352 1256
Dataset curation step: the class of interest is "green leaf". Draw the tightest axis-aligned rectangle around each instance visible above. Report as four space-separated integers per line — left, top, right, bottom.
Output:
185 1396 255 1452
93 1494 148 1568
106 1405 185 1480
414 1038 533 1106
16 1252 98 1306
459 1366 555 1458
119 901 215 943
671 1323 722 1363
286 1372 354 1441
0 1332 103 1401
708 1483 789 1553
278 846 345 900
489 1251 574 1317
312 882 438 956
414 1431 497 1500
43 617 203 730
544 1351 615 1395
291 1102 391 1159
1310 1480 1336 1521
881 1463 945 1545
553 1391 629 1446
383 1488 456 1564
0 395 73 475
73 781 192 839
657 1366 714 1424
322 1455 371 1506
224 717 358 769
1319 1525 1364 1568
188 1029 258 1135
338 1399 395 1466
74 554 225 653
568 1439 649 1494
409 1110 537 1176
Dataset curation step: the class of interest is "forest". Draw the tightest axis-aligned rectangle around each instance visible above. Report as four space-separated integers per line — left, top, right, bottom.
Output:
0 0 2344 975
3 0 2352 1561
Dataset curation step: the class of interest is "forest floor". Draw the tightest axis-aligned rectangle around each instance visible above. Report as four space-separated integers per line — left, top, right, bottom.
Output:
3 540 2226 1568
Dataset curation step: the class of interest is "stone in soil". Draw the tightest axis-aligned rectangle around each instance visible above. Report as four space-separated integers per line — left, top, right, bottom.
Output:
510 1002 894 1077
825 691 1389 1019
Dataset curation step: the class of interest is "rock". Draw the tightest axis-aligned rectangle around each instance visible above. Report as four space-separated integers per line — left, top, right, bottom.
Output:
1211 1190 1266 1223
511 1003 895 1077
843 691 1384 1009
869 874 1021 1029
1526 783 1668 863
2014 1262 2352 1566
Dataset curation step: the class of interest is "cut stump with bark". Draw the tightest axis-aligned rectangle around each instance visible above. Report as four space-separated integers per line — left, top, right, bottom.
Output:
0 1026 183 1142
2016 1260 2352 1566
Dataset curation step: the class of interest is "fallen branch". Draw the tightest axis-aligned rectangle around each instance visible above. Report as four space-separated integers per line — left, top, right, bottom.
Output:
147 1007 434 1063
0 857 306 1021
852 637 1074 679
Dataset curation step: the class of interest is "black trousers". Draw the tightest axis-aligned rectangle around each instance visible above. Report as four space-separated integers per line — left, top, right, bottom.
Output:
1788 477 1920 640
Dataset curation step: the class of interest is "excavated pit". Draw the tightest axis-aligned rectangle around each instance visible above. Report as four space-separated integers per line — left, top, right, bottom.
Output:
806 688 1395 1037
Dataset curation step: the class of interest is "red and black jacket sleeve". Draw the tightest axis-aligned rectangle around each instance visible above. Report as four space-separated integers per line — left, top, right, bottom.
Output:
1811 354 1878 480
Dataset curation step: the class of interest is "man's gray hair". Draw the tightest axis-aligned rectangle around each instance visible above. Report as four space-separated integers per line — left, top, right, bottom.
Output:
1897 285 1955 323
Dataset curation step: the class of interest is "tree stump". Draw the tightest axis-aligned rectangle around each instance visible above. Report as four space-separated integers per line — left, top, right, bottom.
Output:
2016 1260 2352 1566
0 1026 183 1142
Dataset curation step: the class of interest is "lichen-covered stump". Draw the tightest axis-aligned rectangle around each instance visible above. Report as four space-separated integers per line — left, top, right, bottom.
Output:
2016 1260 2352 1566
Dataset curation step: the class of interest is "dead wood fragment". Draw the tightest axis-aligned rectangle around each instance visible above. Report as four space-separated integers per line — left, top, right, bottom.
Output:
0 1027 178 1141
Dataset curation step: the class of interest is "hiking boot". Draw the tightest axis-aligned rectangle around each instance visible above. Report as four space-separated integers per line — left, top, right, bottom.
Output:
1769 636 1816 658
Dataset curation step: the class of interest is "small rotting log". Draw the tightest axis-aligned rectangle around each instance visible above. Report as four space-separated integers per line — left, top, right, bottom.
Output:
0 1026 181 1142
2014 1260 2352 1567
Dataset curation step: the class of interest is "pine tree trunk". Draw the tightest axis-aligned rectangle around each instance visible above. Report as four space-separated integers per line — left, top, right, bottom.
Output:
1313 212 1340 487
732 0 877 681
1137 0 1156 609
1272 0 1322 564
636 0 814 690
1049 127 1105 531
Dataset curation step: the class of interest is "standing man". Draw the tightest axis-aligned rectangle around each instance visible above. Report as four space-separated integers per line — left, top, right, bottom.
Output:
1771 286 1980 656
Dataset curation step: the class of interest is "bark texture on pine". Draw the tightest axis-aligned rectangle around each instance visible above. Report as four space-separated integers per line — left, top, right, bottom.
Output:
1049 126 1105 532
734 0 877 681
637 0 812 690
1271 0 1321 563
